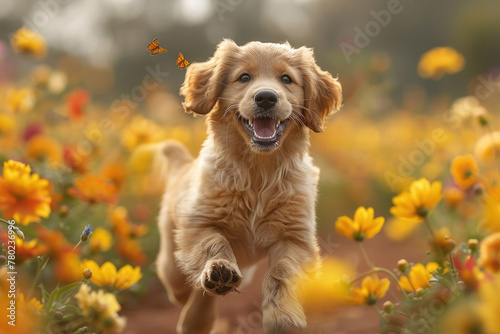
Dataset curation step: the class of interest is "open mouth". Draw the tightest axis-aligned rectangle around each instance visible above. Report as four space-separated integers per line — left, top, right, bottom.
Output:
240 115 290 151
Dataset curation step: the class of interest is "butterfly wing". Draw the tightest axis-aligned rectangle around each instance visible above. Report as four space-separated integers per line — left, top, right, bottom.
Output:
147 39 167 55
177 53 191 68
150 46 167 55
147 39 159 52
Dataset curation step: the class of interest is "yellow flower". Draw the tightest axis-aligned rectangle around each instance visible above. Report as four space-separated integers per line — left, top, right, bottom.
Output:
390 178 442 221
6 87 35 113
399 262 439 292
0 113 15 135
74 284 127 332
0 160 51 225
335 206 385 241
18 293 44 313
89 227 112 253
478 232 500 274
10 27 47 59
450 155 479 189
475 131 500 164
482 199 500 232
439 303 484 334
298 258 355 314
351 275 390 305
121 115 164 151
417 46 465 80
479 274 500 333
384 217 420 241
81 260 142 290
26 135 62 164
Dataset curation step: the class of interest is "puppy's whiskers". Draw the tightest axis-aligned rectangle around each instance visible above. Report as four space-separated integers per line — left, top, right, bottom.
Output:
291 103 322 123
222 103 238 121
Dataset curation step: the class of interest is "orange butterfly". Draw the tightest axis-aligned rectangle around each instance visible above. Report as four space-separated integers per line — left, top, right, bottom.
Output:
177 52 191 69
147 39 167 56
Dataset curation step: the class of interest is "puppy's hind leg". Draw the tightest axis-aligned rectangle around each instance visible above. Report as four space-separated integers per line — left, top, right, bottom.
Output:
157 213 191 306
177 290 218 334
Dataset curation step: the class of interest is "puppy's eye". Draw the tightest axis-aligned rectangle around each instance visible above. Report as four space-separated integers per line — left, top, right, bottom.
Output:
239 74 251 83
281 75 292 84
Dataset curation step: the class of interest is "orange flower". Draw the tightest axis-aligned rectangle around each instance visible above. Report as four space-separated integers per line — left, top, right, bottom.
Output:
66 88 90 119
26 135 62 164
0 233 47 264
116 238 147 266
54 252 82 283
478 233 500 274
450 155 479 189
0 160 51 225
102 163 127 191
108 206 148 239
36 226 75 258
63 145 87 173
68 174 117 204
443 186 464 207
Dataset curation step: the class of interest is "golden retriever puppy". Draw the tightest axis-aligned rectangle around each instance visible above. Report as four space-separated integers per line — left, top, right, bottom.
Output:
156 39 342 333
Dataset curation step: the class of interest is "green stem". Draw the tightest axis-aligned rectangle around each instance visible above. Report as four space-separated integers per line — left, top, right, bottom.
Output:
358 242 375 269
423 218 435 238
373 304 389 322
351 267 410 301
29 256 50 298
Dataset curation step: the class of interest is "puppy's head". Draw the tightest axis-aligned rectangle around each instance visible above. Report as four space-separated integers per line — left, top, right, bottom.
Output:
181 39 342 153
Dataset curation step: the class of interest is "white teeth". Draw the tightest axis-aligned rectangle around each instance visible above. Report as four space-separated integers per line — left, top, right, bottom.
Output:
254 131 277 139
275 121 280 129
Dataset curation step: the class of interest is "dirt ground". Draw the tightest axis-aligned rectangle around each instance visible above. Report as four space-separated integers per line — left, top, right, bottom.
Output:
122 233 425 334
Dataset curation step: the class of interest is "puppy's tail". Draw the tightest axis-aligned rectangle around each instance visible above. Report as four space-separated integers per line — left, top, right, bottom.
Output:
152 140 194 188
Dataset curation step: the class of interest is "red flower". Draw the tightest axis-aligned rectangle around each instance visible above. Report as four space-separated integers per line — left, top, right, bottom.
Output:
66 88 90 119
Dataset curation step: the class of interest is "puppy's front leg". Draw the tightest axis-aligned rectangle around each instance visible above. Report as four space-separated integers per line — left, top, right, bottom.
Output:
175 228 243 296
262 239 318 333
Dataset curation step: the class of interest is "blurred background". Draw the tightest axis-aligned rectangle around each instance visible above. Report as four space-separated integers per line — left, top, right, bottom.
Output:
1 0 500 333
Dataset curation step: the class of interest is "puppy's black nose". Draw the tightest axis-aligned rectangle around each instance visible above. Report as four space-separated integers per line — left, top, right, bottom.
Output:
254 90 278 110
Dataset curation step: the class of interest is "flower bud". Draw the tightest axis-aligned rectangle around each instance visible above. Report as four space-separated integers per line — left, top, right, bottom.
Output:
397 259 409 273
467 239 479 252
83 268 92 280
383 300 394 313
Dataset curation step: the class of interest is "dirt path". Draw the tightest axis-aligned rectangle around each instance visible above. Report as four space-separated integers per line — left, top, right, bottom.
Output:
123 234 424 334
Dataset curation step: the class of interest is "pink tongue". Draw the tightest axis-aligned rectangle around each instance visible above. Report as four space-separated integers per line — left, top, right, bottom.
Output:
253 118 276 138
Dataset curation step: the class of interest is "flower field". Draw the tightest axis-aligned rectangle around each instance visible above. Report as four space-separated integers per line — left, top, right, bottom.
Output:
2 1 500 333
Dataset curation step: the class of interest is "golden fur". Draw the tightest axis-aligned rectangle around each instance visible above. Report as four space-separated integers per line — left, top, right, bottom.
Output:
156 39 342 333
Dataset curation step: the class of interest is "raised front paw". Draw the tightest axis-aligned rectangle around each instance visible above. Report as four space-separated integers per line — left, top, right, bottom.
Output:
201 259 242 296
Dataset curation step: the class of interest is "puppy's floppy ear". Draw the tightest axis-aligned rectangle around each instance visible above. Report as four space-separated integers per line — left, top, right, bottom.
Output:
299 47 342 133
180 39 240 116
